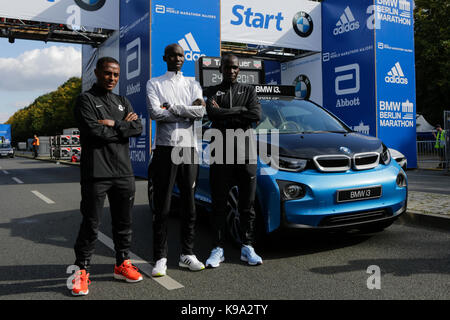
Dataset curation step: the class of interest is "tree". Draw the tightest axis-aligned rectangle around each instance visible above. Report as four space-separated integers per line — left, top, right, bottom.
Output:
414 0 450 125
6 77 81 143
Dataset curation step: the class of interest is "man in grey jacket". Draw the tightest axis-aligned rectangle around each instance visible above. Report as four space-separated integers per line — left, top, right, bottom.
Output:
146 44 206 277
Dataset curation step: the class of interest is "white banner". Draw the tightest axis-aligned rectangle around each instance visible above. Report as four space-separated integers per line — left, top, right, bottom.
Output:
221 0 321 51
0 0 118 30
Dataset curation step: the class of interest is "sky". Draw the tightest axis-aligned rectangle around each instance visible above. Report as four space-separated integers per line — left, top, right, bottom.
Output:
0 38 82 124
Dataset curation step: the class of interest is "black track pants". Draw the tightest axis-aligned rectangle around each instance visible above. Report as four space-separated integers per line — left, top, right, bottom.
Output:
74 177 135 270
150 146 198 261
210 163 257 248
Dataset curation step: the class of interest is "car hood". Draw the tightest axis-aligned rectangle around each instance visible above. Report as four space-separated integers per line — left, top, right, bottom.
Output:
257 132 383 159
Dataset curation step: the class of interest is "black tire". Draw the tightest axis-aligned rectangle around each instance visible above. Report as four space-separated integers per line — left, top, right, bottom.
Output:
226 186 242 246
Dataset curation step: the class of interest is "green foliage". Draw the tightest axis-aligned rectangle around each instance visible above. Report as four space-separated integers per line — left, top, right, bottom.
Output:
414 0 450 125
5 77 81 143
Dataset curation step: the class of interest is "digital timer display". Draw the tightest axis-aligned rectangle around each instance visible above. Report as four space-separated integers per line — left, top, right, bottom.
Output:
198 56 264 88
202 69 261 87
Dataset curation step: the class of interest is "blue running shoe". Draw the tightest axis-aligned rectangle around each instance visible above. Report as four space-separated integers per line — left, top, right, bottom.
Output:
205 247 225 268
241 245 262 266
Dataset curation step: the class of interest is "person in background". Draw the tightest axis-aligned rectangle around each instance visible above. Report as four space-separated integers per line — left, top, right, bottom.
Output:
146 44 206 277
71 56 143 296
433 124 447 168
32 134 39 158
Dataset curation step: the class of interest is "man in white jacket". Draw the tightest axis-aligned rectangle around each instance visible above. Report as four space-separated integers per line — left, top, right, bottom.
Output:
146 43 206 277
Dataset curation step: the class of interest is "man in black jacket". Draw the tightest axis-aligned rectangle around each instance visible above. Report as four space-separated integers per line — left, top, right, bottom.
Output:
204 54 263 268
71 57 143 296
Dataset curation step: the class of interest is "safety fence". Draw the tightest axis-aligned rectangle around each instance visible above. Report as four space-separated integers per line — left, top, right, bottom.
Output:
417 140 447 169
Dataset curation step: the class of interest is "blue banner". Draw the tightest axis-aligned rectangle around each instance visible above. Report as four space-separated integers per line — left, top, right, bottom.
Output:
322 0 376 136
0 124 11 144
375 0 417 168
119 0 151 178
150 0 221 78
264 60 281 85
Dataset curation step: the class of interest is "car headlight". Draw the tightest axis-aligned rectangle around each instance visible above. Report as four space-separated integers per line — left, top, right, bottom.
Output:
277 180 307 200
380 145 391 165
272 155 308 172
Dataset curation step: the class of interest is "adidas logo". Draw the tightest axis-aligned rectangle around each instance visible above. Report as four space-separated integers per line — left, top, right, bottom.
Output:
385 62 408 85
178 32 205 62
333 6 360 35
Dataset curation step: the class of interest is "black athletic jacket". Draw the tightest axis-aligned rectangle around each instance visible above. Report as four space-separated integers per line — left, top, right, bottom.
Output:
74 84 142 180
205 82 261 131
205 82 261 162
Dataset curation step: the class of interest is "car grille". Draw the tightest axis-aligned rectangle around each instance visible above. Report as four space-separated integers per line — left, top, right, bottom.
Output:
353 152 380 170
313 155 351 172
318 209 392 227
313 152 380 172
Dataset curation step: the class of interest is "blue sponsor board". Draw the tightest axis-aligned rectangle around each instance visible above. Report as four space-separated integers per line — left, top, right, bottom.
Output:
264 60 281 85
375 0 417 168
119 0 151 177
0 124 12 143
150 0 220 78
322 0 376 137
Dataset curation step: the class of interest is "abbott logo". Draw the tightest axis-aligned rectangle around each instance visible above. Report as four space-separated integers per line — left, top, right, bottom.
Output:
333 6 360 35
178 32 205 61
126 38 141 80
335 63 360 95
385 62 408 85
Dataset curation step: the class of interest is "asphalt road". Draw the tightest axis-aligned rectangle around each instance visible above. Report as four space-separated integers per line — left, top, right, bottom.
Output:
0 157 449 303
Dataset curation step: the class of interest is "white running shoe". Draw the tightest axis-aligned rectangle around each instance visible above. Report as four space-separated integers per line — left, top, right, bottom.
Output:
205 247 225 268
152 258 167 277
179 254 205 271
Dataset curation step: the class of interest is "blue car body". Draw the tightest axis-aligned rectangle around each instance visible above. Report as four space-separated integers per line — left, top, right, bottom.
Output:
190 92 407 233
164 88 407 238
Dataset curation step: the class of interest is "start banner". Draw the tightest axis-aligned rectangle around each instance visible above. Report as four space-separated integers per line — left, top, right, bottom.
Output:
221 0 321 51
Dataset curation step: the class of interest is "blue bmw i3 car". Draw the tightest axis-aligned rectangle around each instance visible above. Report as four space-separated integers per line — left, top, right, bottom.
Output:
148 85 408 244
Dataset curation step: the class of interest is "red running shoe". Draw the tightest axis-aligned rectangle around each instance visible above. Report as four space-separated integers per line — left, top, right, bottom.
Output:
114 260 143 283
71 269 90 296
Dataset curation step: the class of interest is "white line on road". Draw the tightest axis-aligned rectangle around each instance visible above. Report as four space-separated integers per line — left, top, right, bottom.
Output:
12 177 24 184
31 190 56 204
97 231 184 291
2 170 9 174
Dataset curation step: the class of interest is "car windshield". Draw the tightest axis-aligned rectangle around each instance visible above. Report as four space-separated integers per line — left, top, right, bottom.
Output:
0 143 11 149
254 99 350 134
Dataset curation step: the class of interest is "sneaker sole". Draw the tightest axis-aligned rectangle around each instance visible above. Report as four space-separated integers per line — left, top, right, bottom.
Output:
113 273 143 283
206 257 225 268
151 272 166 277
240 255 263 266
179 262 205 271
71 289 89 296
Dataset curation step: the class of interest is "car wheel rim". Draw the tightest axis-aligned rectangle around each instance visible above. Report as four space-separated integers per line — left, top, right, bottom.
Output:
226 186 242 244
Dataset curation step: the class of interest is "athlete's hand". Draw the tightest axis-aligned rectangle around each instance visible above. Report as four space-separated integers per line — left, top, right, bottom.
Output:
211 99 220 108
124 112 138 122
98 119 115 127
193 98 206 107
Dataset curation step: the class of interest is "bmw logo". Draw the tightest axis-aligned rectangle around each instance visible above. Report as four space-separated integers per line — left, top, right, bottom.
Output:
292 11 313 37
74 0 106 11
293 74 311 100
339 146 351 155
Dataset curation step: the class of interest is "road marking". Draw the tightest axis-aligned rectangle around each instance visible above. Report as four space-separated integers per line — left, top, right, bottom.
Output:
2 170 9 174
31 190 56 204
12 177 24 184
97 231 184 290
